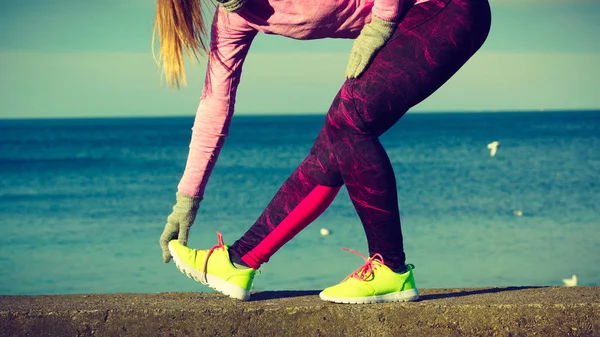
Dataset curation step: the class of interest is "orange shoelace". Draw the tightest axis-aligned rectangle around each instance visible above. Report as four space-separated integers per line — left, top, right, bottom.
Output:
342 248 385 282
201 231 226 284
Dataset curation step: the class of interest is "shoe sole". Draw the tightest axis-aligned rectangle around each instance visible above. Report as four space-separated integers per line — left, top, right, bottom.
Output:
168 243 251 301
319 288 419 304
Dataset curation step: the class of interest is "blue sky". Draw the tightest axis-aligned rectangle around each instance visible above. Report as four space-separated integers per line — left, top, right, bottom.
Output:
0 0 599 118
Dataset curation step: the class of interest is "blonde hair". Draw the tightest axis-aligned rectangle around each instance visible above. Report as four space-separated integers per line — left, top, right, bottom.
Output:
152 0 211 89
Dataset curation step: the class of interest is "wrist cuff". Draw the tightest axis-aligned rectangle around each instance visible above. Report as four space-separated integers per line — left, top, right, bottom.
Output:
370 16 397 32
176 192 203 208
216 0 247 12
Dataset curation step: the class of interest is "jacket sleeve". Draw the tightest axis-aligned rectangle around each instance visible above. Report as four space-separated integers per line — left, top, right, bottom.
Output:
177 9 258 197
371 0 404 22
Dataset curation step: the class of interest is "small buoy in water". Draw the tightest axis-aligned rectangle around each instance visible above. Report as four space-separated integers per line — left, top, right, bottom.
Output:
562 275 578 287
513 210 523 217
320 228 331 236
487 141 500 157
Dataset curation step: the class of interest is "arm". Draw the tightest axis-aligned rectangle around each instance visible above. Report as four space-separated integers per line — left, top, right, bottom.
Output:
177 9 258 198
160 9 257 263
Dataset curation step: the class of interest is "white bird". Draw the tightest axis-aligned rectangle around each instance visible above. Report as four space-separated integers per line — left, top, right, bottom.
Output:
562 275 578 287
487 141 500 157
320 228 331 236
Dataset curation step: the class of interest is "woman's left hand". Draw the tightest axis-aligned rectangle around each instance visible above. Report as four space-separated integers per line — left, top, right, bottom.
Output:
159 192 202 263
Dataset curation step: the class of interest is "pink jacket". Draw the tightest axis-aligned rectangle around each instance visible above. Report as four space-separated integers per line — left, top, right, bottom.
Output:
178 0 426 197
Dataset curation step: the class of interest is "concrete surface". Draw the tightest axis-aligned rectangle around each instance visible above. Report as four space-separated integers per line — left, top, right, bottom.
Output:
1 286 599 336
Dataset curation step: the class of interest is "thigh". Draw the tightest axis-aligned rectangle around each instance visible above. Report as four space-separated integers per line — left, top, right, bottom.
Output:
345 0 492 136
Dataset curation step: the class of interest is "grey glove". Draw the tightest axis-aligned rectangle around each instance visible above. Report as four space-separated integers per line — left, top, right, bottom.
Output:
345 16 397 79
159 192 202 263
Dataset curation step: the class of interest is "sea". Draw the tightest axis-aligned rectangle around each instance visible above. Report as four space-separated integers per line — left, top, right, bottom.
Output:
0 111 598 295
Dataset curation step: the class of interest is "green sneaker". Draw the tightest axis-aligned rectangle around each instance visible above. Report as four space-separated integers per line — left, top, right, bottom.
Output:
319 249 419 304
168 232 256 301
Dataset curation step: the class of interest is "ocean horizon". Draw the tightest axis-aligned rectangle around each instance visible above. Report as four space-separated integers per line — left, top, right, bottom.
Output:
2 109 599 120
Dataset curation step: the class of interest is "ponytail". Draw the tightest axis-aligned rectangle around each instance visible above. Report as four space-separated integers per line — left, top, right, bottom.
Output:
153 0 210 89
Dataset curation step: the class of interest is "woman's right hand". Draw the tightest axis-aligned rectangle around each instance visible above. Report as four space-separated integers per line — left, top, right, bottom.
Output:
345 16 397 79
159 192 202 263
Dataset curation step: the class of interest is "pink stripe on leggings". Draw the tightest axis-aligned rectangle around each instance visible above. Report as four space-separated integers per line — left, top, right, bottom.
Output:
240 185 340 269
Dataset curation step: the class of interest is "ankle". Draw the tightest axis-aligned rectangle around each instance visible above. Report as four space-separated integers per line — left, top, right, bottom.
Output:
233 262 250 270
391 265 408 274
230 254 251 269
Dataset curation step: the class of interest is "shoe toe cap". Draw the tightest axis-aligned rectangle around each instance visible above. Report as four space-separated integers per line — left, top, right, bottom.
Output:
168 240 195 260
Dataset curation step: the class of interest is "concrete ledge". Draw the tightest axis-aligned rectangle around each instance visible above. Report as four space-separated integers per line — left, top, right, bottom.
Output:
1 286 599 336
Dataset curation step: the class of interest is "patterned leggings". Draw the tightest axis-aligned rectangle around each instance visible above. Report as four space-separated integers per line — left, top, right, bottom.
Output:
229 0 492 270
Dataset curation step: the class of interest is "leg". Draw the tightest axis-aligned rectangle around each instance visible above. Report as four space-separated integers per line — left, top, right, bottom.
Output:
229 126 344 268
324 99 407 270
325 0 491 269
319 0 491 303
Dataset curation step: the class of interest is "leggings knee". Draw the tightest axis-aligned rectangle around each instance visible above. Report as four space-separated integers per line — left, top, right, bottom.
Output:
324 92 372 143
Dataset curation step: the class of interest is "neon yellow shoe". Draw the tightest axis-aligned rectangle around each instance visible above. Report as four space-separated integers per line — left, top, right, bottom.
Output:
319 249 419 304
168 232 256 301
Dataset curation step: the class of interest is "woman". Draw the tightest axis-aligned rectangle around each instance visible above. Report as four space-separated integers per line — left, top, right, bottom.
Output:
156 0 491 303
